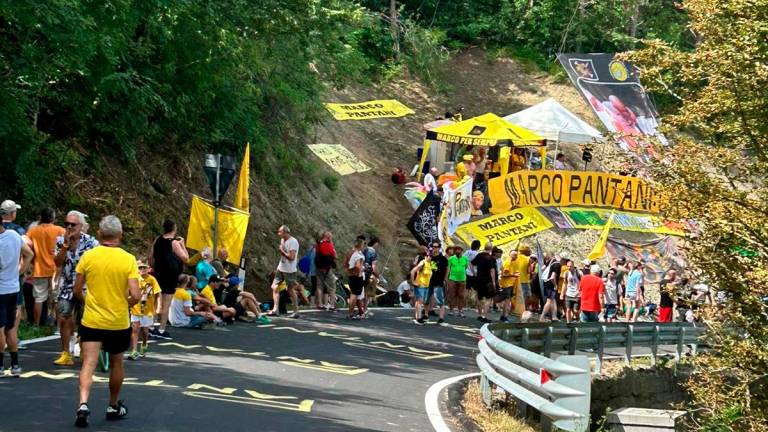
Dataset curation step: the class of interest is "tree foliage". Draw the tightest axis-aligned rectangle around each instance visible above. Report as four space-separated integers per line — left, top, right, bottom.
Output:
0 0 377 209
364 0 692 66
627 0 768 429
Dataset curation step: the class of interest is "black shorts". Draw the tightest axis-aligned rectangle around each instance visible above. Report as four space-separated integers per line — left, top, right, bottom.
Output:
0 292 18 330
79 325 131 355
466 276 476 291
348 276 364 297
234 302 246 318
543 281 557 300
475 278 496 300
156 272 180 295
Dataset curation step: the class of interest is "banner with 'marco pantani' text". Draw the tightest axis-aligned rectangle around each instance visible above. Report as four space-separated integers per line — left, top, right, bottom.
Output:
456 207 553 247
324 100 414 120
488 170 659 214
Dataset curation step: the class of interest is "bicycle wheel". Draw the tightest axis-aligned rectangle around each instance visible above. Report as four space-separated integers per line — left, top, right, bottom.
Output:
98 350 109 373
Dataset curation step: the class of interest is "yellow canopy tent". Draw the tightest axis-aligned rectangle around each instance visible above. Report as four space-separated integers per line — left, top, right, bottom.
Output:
418 113 546 180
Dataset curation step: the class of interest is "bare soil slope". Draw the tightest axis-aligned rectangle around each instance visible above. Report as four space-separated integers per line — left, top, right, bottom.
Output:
70 47 603 298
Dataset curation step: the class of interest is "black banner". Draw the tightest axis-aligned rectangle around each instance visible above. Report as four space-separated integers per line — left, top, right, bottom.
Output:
407 192 441 246
557 53 667 161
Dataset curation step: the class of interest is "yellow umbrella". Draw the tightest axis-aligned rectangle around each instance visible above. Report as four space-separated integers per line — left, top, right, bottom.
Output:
425 113 544 146
418 113 546 180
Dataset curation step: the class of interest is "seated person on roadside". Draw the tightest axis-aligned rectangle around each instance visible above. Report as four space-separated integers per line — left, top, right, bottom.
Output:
200 275 236 322
169 274 215 328
222 276 271 324
127 260 160 360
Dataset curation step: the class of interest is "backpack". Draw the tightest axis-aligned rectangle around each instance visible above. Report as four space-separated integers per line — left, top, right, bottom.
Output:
346 250 361 277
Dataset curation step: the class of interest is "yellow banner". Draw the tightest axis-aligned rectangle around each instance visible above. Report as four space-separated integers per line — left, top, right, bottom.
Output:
308 144 370 175
488 170 659 214
456 208 553 247
187 195 249 264
323 99 414 121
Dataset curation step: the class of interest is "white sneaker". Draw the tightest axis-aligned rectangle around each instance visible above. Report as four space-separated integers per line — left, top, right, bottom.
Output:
73 343 81 358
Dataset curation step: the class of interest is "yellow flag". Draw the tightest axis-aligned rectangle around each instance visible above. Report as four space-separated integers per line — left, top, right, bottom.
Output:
187 195 249 264
588 211 615 261
234 143 250 212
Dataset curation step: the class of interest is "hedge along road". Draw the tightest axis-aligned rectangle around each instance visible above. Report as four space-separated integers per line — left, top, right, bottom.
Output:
0 309 481 431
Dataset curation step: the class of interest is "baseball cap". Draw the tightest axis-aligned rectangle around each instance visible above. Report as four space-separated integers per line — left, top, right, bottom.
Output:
0 200 21 215
228 276 241 286
208 275 224 284
582 258 592 266
590 264 601 274
136 259 149 269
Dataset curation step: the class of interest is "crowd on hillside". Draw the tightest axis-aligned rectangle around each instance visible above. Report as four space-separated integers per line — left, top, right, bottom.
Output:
400 238 715 326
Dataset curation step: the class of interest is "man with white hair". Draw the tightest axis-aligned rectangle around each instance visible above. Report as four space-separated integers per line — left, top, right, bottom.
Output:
73 215 140 427
578 264 605 322
53 210 98 365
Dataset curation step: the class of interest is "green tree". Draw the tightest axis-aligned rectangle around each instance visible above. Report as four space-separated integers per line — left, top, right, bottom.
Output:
626 0 768 429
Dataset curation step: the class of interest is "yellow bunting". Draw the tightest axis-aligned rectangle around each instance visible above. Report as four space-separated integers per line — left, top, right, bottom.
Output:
307 144 370 176
323 99 414 120
488 170 660 214
456 207 553 247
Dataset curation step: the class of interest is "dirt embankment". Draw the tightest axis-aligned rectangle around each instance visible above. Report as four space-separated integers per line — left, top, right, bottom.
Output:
66 47 602 299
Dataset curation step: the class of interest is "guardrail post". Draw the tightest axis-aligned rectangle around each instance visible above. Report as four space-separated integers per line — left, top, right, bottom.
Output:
651 325 660 367
544 325 553 358
480 373 492 408
522 328 530 350
596 325 606 374
554 355 591 432
625 324 634 366
568 326 578 355
676 326 686 362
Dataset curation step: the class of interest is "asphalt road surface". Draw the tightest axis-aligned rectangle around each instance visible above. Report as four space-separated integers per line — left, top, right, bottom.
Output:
0 309 482 432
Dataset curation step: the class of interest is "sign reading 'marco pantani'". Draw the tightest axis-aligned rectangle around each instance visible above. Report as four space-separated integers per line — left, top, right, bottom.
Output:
323 100 414 120
488 170 659 214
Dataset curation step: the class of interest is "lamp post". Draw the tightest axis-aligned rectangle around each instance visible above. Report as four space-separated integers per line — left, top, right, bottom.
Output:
203 154 236 257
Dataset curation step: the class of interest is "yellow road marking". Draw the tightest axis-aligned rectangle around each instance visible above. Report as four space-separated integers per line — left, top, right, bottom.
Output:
187 383 237 394
272 327 318 334
343 341 453 360
183 391 314 412
158 342 202 349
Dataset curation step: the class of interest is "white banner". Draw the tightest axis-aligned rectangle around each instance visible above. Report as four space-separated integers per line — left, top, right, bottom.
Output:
443 177 473 236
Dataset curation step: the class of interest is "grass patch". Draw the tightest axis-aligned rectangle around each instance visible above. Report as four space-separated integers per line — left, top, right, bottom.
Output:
323 174 339 191
17 321 55 341
463 379 538 432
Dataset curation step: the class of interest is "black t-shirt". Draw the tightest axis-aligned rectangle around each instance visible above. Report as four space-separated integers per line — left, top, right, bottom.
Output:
429 254 448 287
545 262 562 287
472 252 496 282
659 278 674 308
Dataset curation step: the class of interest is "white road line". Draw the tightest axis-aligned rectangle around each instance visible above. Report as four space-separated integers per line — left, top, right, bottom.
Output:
19 335 59 345
425 372 480 432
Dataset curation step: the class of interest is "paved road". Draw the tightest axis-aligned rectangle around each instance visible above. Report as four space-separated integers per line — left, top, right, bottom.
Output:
0 309 482 432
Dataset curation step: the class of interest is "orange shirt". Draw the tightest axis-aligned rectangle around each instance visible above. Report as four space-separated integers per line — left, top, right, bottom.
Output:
27 223 65 277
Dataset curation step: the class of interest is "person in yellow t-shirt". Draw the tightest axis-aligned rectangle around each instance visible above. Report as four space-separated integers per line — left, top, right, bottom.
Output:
499 250 521 323
73 216 140 426
127 260 161 360
514 251 532 300
199 275 236 323
409 248 432 325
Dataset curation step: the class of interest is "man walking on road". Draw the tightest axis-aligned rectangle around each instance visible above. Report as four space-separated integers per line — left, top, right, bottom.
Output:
270 225 300 318
27 207 65 325
73 216 140 427
0 209 34 376
314 231 337 310
53 211 98 366
150 219 188 340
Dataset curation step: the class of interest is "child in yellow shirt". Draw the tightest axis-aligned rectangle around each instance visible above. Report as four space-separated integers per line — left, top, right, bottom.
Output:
128 260 161 360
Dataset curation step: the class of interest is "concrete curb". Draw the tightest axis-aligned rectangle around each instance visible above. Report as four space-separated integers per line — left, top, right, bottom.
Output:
425 373 482 432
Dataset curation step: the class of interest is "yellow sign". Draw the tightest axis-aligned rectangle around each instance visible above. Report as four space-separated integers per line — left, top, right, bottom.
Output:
187 195 249 263
456 208 553 246
307 144 370 176
323 99 414 120
488 170 659 214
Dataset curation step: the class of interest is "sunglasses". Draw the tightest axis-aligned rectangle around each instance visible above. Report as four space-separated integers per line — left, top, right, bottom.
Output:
64 222 80 228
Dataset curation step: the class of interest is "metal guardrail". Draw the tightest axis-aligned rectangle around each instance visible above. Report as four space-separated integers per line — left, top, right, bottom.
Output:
477 324 591 432
487 321 704 373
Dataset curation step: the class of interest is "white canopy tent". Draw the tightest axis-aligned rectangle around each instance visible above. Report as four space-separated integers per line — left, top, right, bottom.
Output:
503 98 602 145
